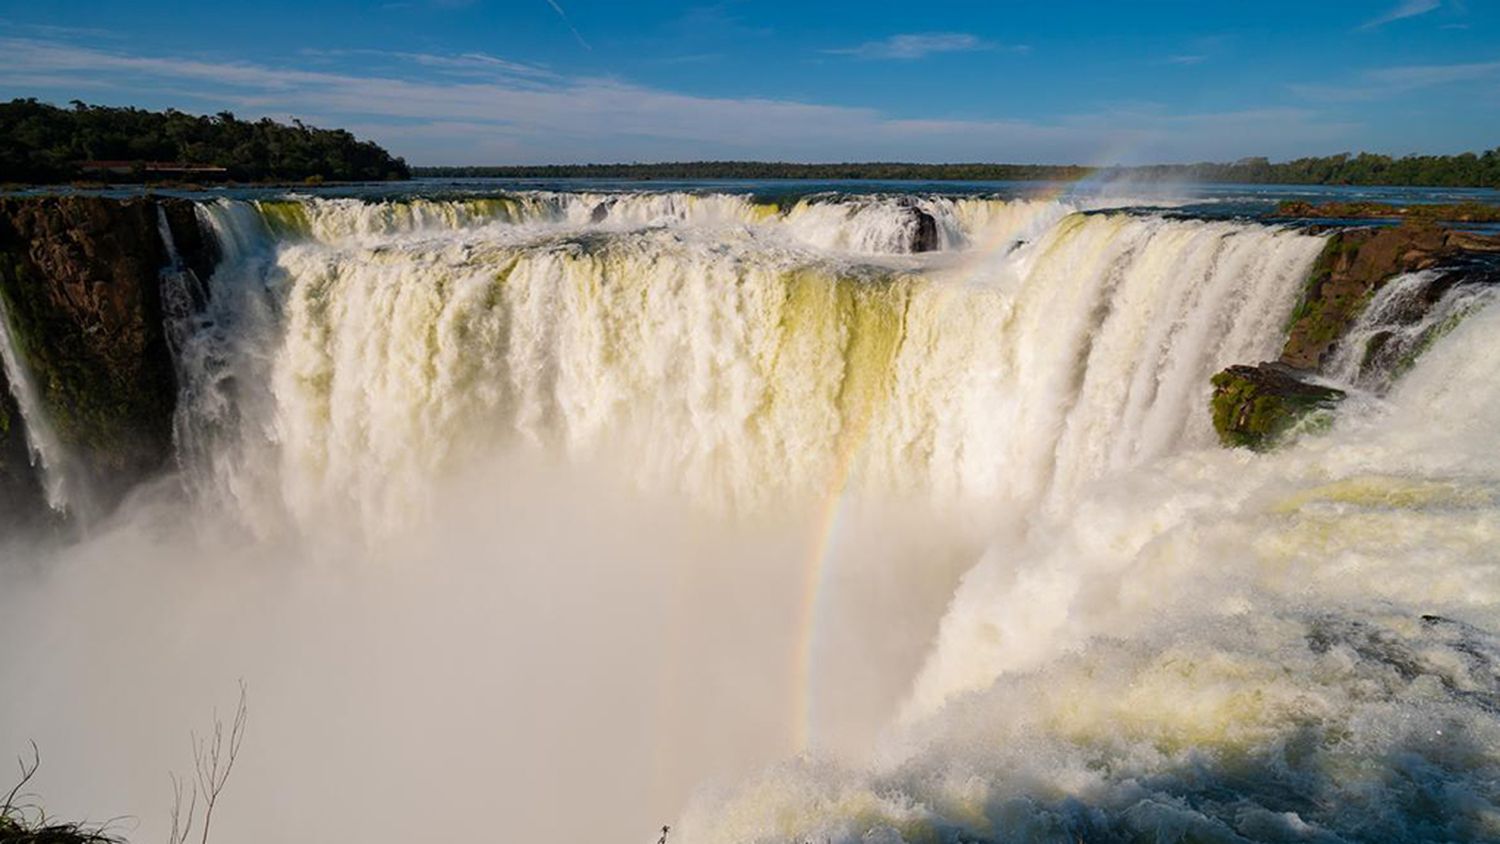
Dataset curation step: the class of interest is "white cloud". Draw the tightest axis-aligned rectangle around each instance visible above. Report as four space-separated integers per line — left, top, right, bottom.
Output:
0 36 1354 165
824 33 1007 60
0 17 120 40
1360 0 1442 30
1291 58 1500 101
1165 55 1207 66
300 48 557 82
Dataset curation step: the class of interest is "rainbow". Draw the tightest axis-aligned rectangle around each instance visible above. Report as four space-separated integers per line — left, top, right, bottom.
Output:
786 174 1106 751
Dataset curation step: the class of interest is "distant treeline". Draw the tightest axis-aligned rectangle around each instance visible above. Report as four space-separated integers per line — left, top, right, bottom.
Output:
0 99 410 184
417 151 1500 188
415 161 1095 182
1124 152 1500 189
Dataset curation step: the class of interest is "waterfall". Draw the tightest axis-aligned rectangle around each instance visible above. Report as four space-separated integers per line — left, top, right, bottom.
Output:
0 291 77 514
1324 269 1497 392
157 206 211 359
679 245 1500 844
178 195 1323 535
11 188 1500 844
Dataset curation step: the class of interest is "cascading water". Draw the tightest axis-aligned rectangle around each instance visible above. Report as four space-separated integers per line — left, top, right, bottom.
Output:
2 188 1497 844
1324 269 1497 393
175 194 1321 535
685 293 1500 843
0 290 79 514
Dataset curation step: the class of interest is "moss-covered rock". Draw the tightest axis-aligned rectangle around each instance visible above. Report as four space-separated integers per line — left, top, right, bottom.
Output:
0 196 181 512
1210 363 1345 451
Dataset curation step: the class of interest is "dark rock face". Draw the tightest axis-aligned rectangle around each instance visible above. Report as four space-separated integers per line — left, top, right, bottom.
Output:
1210 363 1345 452
910 209 938 253
0 367 47 531
905 205 939 253
590 202 609 224
0 195 181 514
160 198 219 282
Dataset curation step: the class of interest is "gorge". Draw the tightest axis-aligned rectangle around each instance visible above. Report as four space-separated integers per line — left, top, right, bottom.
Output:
2 186 1499 843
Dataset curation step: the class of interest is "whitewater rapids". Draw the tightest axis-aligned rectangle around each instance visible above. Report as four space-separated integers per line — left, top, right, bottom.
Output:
1 189 1497 843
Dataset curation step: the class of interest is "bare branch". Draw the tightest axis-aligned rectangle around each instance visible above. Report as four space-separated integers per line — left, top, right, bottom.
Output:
167 680 248 844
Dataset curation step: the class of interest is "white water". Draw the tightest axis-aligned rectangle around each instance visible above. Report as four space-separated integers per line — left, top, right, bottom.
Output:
0 289 79 513
2 191 1497 844
685 296 1500 843
170 195 1320 536
1325 269 1497 392
259 191 1121 256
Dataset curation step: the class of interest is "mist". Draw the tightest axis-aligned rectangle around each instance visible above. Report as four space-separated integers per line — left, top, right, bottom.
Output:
0 446 974 844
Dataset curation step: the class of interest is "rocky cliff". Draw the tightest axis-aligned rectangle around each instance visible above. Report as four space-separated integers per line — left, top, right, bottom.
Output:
1211 222 1500 450
0 195 209 525
0 367 47 531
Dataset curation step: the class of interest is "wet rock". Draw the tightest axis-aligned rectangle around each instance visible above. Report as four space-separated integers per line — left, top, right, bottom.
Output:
1279 224 1499 370
160 197 219 283
1210 362 1345 451
590 201 609 224
909 207 939 253
0 195 179 511
0 367 46 531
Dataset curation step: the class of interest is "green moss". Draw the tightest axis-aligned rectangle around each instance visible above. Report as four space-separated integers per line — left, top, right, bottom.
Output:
1283 236 1339 334
1211 366 1345 452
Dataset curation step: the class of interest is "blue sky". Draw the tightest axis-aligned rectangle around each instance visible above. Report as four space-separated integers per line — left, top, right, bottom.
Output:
1 1 1497 165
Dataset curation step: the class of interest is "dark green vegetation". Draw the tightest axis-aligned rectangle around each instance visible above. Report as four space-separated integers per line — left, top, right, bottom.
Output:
417 149 1500 188
417 161 1096 181
1209 223 1500 450
0 196 188 516
0 806 119 844
0 99 409 184
1210 364 1344 452
1274 200 1500 223
2 745 121 844
1126 151 1500 188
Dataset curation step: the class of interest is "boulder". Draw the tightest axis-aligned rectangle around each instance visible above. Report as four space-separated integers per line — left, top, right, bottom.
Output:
1210 362 1345 451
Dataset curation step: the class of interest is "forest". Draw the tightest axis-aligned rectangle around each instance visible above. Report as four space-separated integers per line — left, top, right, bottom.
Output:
0 99 410 184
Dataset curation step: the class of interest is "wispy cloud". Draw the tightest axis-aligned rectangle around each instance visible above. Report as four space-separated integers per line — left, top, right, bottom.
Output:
0 36 1353 165
1291 58 1500 101
543 0 592 51
0 17 120 40
1165 55 1207 66
1360 0 1442 30
301 48 557 82
824 33 1015 60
